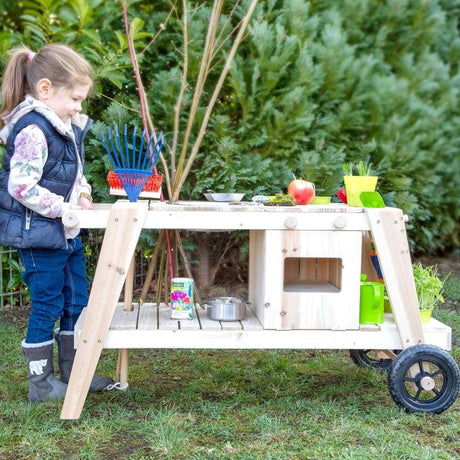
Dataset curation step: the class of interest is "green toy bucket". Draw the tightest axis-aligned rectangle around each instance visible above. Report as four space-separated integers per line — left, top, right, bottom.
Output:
359 274 384 324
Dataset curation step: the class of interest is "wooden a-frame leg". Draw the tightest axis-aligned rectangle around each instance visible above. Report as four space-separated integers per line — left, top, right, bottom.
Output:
365 207 424 348
60 201 148 420
115 256 135 389
116 349 129 389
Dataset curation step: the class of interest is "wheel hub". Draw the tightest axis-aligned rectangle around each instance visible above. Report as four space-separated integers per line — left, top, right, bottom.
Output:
420 375 436 391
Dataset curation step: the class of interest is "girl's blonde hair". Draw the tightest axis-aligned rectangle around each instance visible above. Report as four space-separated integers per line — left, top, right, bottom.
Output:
0 43 93 128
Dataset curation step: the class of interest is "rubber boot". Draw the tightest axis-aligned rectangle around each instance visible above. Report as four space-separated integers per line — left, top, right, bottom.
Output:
22 340 68 402
57 332 112 392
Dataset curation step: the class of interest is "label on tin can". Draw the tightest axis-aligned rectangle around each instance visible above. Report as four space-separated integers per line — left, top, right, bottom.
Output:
170 277 194 320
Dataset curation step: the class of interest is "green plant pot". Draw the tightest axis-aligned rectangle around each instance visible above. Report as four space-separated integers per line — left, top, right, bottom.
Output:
420 309 433 324
344 176 378 207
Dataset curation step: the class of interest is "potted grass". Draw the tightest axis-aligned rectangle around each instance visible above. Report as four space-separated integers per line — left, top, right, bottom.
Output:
343 160 378 206
413 262 447 323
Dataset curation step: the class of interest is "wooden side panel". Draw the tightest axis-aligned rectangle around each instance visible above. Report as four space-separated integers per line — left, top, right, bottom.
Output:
249 230 362 330
267 230 362 330
249 230 285 329
249 231 271 325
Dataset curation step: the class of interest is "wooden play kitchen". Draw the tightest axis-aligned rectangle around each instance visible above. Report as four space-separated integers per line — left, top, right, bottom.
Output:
60 200 459 419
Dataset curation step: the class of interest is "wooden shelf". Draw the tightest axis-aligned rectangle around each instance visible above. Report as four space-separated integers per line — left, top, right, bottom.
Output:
74 304 451 351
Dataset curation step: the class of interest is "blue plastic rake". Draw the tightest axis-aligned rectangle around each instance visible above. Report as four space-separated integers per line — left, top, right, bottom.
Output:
101 125 164 202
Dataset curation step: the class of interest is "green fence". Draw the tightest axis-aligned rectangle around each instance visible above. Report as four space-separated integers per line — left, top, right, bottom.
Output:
0 246 28 310
1 236 152 311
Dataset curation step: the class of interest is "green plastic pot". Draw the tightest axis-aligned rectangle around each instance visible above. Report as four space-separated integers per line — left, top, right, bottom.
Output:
420 309 433 324
344 176 378 206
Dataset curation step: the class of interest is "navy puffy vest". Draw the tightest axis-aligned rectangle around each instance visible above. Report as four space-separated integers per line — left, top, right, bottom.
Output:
0 111 91 249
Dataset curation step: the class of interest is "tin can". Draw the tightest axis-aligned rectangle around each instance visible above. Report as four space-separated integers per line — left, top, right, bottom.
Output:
170 278 194 320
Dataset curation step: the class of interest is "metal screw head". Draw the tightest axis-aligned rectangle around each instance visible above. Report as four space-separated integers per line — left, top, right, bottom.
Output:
333 216 347 228
284 216 297 229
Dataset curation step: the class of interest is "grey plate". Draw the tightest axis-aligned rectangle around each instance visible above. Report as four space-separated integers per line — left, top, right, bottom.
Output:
204 193 245 202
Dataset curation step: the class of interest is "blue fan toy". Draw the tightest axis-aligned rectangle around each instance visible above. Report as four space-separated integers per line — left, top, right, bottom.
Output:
101 125 164 202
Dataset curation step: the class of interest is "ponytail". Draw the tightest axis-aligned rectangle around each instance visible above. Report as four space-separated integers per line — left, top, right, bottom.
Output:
1 44 93 130
0 47 33 129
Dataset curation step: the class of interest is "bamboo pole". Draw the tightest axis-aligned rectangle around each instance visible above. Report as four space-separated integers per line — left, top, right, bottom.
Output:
115 255 135 388
170 0 189 181
171 0 259 200
173 0 224 189
139 231 166 305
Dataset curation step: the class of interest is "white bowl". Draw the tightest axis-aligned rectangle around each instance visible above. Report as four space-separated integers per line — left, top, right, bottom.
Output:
204 193 245 202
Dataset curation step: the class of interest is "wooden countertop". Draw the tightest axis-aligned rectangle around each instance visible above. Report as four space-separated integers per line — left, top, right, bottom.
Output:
62 200 372 231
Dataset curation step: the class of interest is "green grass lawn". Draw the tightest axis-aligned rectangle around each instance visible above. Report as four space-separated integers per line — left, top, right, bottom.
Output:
1 276 459 459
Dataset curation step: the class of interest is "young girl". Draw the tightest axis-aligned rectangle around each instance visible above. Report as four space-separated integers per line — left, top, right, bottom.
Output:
0 44 111 402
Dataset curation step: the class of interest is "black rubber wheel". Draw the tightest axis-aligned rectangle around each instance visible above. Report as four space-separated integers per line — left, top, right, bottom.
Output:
388 344 460 414
349 349 399 372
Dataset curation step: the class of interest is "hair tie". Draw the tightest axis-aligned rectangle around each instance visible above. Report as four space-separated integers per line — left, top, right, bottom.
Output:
27 52 36 62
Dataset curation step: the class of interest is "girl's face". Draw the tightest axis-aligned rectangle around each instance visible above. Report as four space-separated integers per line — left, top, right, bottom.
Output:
36 80 91 123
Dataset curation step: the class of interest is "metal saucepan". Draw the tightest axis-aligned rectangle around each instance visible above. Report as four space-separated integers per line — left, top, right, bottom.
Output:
207 297 247 321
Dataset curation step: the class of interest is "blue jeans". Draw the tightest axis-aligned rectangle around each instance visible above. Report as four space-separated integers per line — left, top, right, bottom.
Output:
19 237 89 344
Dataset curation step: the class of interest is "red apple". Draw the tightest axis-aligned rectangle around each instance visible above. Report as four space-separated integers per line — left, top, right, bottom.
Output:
287 179 315 205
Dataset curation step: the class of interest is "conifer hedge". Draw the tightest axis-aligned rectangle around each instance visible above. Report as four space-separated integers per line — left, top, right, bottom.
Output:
1 0 459 254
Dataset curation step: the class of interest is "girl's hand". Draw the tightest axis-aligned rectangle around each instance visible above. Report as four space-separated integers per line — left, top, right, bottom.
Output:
77 194 93 210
